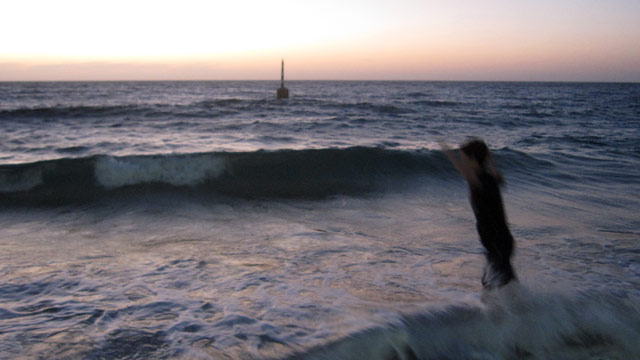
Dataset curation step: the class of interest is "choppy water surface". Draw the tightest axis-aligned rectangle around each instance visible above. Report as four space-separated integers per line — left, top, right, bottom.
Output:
1 81 639 359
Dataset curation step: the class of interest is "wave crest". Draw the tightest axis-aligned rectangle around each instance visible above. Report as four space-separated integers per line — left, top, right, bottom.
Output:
95 154 226 189
0 147 447 205
0 147 557 206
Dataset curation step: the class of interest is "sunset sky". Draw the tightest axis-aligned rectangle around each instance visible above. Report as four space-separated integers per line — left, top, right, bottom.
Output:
2 0 639 81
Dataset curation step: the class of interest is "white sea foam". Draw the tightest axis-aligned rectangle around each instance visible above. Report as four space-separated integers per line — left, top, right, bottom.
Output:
293 284 640 360
94 154 226 189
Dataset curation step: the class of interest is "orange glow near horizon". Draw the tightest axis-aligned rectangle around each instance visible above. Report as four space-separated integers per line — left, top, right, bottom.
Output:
2 0 639 81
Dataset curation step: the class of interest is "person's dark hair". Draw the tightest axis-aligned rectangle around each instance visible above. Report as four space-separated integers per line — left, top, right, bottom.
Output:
460 138 489 164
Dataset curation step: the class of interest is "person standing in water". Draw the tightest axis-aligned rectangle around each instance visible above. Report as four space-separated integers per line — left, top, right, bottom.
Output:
442 138 517 289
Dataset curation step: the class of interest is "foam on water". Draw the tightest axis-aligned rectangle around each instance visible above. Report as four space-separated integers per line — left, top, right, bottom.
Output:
1 188 637 358
289 284 640 360
95 154 226 188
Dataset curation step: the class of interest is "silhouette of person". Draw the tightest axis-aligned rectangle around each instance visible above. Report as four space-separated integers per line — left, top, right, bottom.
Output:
442 138 516 289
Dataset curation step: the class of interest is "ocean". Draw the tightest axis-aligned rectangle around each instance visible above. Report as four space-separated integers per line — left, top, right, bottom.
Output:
0 81 639 359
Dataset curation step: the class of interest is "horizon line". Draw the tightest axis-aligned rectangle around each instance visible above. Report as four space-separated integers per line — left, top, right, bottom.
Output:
2 79 639 84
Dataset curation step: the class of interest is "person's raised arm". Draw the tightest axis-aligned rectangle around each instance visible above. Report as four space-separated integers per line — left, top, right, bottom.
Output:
440 141 479 187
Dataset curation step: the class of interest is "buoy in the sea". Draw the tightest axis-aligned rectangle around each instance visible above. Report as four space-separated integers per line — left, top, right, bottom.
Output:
277 59 289 99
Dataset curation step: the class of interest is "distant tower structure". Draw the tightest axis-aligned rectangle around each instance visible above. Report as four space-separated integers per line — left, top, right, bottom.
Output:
277 59 289 99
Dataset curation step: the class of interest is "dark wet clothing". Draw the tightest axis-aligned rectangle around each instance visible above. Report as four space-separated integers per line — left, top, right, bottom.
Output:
469 170 516 288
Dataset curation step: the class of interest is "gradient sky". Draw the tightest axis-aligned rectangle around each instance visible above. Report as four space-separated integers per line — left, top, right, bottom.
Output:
2 0 639 81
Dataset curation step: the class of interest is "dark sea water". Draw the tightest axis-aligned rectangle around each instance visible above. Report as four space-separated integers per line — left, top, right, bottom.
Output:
1 81 639 359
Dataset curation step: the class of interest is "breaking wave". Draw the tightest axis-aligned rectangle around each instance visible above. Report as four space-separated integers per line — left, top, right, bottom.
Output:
285 285 640 360
0 147 450 205
2 146 626 207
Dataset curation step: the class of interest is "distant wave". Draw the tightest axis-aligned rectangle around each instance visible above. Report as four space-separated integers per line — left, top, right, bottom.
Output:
410 100 460 107
0 99 277 121
338 102 408 115
0 104 147 120
0 97 449 122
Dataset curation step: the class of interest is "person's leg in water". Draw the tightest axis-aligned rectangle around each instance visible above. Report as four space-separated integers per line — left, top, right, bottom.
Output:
478 223 516 288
